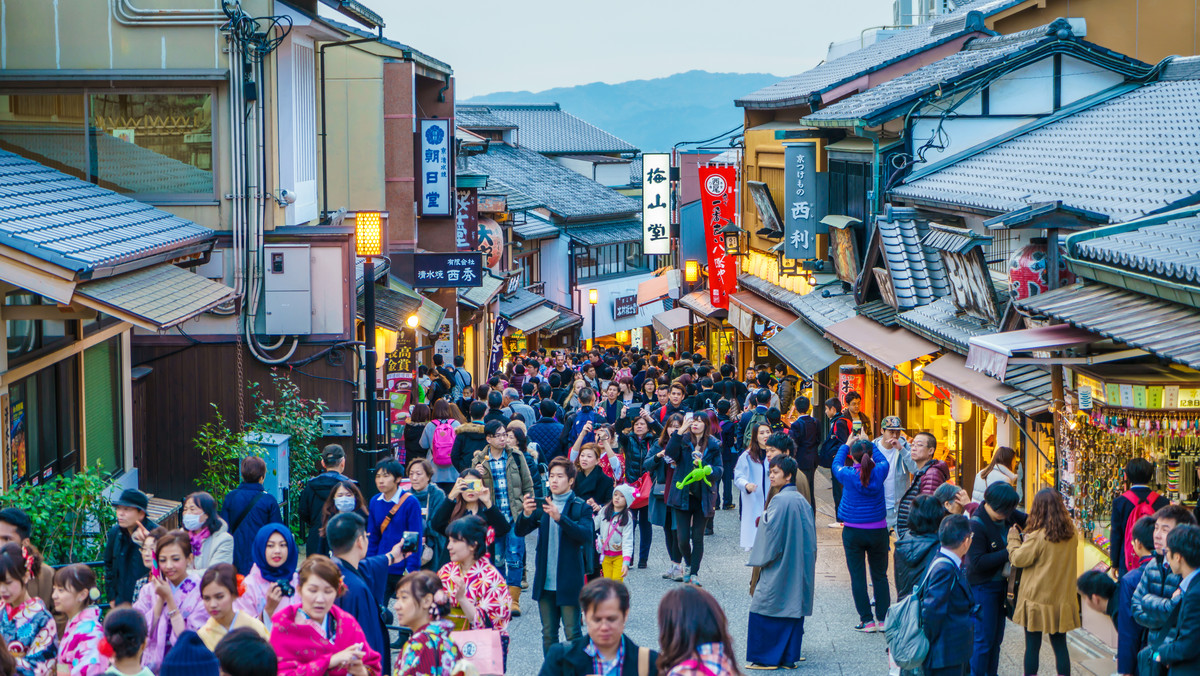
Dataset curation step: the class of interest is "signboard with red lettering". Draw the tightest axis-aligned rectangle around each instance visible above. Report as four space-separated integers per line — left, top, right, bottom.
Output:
698 165 737 309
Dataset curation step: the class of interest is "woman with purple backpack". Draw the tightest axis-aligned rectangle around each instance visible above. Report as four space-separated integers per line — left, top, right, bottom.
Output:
421 399 463 493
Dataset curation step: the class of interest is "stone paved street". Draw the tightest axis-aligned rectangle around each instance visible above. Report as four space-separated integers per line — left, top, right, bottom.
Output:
498 469 1116 675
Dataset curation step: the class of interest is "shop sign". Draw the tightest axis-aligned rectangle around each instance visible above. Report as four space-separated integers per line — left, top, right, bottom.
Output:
699 165 738 309
642 153 671 254
478 194 507 213
1070 371 1200 410
784 142 822 260
419 119 451 216
756 345 769 358
873 268 899 310
942 248 1000 324
413 253 483 288
613 294 639 320
487 315 509 378
455 188 478 251
838 365 866 406
385 330 416 443
434 318 454 364
747 181 783 235
829 222 861 284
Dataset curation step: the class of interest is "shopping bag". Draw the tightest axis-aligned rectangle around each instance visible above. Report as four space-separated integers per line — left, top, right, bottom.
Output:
630 471 653 510
451 629 504 676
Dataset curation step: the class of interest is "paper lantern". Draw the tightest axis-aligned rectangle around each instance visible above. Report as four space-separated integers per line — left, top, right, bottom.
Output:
913 363 933 399
1008 237 1075 301
951 395 973 424
893 361 913 387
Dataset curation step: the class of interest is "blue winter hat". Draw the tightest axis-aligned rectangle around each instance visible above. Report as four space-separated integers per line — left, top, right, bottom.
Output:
161 631 219 676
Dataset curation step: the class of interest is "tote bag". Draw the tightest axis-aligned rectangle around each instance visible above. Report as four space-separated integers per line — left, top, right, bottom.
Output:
451 629 504 676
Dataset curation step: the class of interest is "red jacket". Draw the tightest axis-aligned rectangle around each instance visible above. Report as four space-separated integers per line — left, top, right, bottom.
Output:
916 459 950 495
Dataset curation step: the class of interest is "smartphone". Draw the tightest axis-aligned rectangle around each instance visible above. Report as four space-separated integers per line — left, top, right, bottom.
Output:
400 531 420 553
852 420 863 432
466 479 482 492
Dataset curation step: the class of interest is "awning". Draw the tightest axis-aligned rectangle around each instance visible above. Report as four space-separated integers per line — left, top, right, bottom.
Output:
824 315 939 373
637 271 680 306
766 319 840 378
458 271 504 308
729 290 799 327
921 352 1019 419
678 290 724 319
568 221 643 246
541 308 583 336
388 277 446 335
357 285 420 331
74 263 235 331
965 324 1097 380
498 288 546 319
512 219 560 240
508 304 560 334
651 307 695 336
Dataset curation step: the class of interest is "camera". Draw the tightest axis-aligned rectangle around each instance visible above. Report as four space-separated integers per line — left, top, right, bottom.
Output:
276 579 294 597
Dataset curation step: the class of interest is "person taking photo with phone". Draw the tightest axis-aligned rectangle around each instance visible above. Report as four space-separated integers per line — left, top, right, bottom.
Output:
429 469 511 564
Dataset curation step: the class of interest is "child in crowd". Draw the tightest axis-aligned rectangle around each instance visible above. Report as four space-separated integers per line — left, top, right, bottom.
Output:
367 459 424 599
53 563 106 676
100 609 152 676
594 486 635 582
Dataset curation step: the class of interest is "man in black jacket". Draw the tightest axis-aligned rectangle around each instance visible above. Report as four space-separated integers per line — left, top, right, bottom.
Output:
103 489 159 605
1155 524 1200 675
451 400 490 471
788 396 820 502
1112 457 1170 576
820 397 853 526
923 514 976 676
539 578 658 676
298 445 353 555
966 482 1026 676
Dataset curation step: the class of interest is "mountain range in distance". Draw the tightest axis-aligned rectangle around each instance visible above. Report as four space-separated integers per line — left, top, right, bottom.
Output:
465 70 783 154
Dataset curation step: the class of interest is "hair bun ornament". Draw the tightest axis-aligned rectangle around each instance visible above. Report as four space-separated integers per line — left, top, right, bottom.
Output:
97 638 115 659
235 574 245 598
88 587 101 601
19 547 32 578
338 581 348 596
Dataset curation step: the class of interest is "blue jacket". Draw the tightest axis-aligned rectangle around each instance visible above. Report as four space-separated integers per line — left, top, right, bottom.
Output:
219 483 283 575
366 490 423 575
1119 556 1152 674
922 553 975 669
832 444 889 526
528 417 565 461
335 554 391 674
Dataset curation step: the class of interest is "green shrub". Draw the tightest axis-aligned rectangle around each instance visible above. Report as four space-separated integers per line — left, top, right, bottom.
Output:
0 465 116 565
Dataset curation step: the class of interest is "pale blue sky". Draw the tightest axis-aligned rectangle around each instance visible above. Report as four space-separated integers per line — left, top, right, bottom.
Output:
323 1 896 98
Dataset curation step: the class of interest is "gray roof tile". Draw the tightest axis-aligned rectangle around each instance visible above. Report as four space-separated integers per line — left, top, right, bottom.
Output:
739 274 857 331
898 295 996 352
498 288 547 318
565 221 643 246
456 106 517 129
873 206 948 310
1074 213 1200 285
0 150 215 273
892 77 1200 222
474 104 637 154
463 143 638 220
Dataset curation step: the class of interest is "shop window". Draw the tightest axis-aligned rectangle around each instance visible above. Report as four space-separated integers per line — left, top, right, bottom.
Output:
0 91 215 201
516 250 541 289
5 293 73 365
576 242 651 282
83 337 123 476
8 357 80 484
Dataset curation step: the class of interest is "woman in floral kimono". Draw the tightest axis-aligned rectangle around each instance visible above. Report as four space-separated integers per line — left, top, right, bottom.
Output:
132 530 208 671
0 543 56 676
392 571 461 676
52 564 106 676
437 516 510 668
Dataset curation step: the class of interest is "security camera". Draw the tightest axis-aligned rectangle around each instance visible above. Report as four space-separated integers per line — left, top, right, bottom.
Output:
273 189 297 206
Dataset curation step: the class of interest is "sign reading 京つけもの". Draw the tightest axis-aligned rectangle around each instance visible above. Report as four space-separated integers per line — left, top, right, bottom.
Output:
420 120 451 216
412 253 482 288
784 142 822 260
613 294 639 320
642 153 671 255
455 188 478 251
698 165 737 309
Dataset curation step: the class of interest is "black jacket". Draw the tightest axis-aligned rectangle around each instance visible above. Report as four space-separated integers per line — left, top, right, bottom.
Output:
787 415 821 471
451 422 488 472
515 493 593 604
1157 576 1200 675
1111 486 1169 576
894 531 940 600
103 517 159 605
621 432 656 484
575 467 614 509
664 432 723 516
922 553 975 669
538 635 659 676
299 471 352 552
965 509 1027 586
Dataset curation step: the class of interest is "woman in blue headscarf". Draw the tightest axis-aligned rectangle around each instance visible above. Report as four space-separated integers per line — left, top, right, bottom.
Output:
236 524 299 629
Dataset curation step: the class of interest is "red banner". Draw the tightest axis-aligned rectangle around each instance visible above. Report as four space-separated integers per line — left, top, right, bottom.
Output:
698 165 737 309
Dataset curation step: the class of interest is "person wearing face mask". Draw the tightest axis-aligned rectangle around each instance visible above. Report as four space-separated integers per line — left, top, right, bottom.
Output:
220 456 284 576
315 482 369 557
181 492 234 574
237 524 299 629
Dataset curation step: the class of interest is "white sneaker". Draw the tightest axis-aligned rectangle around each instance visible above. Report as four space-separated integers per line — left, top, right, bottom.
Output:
828 522 844 529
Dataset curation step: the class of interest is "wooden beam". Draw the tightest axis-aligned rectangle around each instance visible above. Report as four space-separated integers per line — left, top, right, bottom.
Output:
3 305 98 321
1 322 130 387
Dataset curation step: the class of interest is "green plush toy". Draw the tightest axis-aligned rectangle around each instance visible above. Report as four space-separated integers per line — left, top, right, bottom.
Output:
675 456 713 490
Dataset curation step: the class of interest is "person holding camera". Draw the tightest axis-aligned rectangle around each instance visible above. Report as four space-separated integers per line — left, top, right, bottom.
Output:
237 524 299 630
429 468 512 565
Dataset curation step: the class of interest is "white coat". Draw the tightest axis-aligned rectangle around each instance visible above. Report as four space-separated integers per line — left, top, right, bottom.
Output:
734 450 768 550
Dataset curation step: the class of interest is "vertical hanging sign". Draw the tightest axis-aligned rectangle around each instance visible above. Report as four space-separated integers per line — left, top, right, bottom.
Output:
487 316 510 378
642 153 671 254
784 142 821 260
455 188 478 251
419 119 451 216
698 165 737 309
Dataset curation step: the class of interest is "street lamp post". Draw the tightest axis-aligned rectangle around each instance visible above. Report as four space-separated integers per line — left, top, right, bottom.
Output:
588 289 598 349
684 260 698 354
356 213 383 467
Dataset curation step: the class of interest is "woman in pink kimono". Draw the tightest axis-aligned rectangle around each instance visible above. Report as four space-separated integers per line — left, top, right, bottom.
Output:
132 530 208 671
52 564 106 676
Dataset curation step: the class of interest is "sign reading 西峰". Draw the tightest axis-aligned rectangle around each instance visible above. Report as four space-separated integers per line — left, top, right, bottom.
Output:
420 120 451 217
487 316 510 378
455 188 478 251
784 142 823 260
698 165 737 309
413 253 483 288
642 153 671 255
613 294 639 320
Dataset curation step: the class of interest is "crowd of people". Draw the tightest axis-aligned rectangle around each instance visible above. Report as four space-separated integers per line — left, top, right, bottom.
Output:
0 345 1196 676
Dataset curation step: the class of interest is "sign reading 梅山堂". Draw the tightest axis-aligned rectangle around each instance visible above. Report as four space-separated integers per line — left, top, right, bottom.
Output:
784 142 821 260
642 153 671 254
614 294 639 320
413 253 483 288
420 120 451 216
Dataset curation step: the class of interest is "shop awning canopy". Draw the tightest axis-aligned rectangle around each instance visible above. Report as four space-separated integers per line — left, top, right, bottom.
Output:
824 315 939 373
651 307 696 336
678 290 725 319
965 324 1098 380
541 308 583 336
357 285 421 331
922 352 1019 419
729 290 799 327
458 271 505 309
388 277 446 335
74 263 235 331
508 304 560 334
766 319 840 378
638 270 680 306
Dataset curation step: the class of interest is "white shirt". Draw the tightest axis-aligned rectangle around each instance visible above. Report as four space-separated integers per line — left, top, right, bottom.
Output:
938 546 963 568
879 441 900 507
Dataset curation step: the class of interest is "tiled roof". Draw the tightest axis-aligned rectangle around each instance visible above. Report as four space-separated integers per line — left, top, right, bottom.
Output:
512 213 560 240
898 295 995 352
735 11 990 109
628 157 643 186
739 274 858 331
480 175 542 212
565 220 643 246
804 21 1134 126
1072 213 1200 285
923 223 991 253
463 143 638 220
892 77 1200 222
498 288 546 319
0 150 215 273
476 104 637 154
857 300 899 326
871 206 948 310
456 105 517 129
75 262 233 330
317 17 452 75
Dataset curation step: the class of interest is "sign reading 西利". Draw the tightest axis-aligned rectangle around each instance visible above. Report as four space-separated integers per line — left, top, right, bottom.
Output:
784 142 822 260
412 253 483 288
614 294 639 320
420 120 451 216
698 165 737 309
455 188 478 251
642 153 671 255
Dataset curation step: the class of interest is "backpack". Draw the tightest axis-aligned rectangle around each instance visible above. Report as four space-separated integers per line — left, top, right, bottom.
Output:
817 417 852 468
569 408 597 446
884 556 956 669
1122 489 1160 572
741 409 769 450
430 419 457 466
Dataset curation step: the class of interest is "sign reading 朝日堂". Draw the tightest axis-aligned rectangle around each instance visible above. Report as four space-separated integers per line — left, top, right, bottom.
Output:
642 153 671 255
698 165 737 309
420 120 451 217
